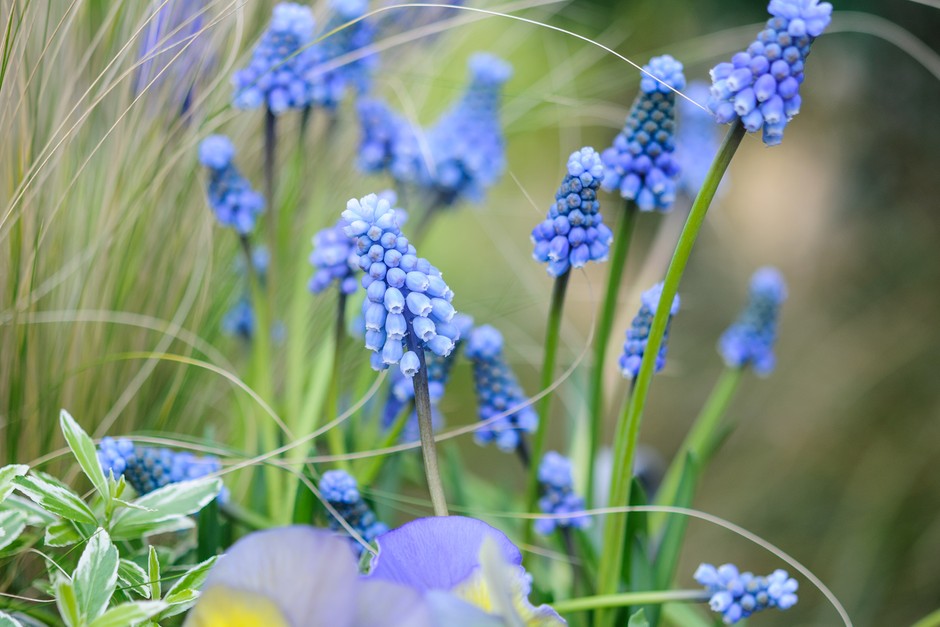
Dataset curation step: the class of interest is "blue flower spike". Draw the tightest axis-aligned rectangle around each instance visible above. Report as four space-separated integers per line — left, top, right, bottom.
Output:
719 267 787 375
535 451 590 535
465 325 538 452
532 147 613 277
308 0 377 109
357 98 410 174
708 0 833 145
232 2 317 114
198 135 264 234
342 194 459 378
695 563 799 624
319 470 388 552
620 282 680 379
601 55 685 212
309 220 360 295
98 437 223 498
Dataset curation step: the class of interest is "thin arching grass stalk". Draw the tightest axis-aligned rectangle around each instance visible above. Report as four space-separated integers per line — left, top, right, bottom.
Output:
523 270 570 545
596 121 745 625
552 590 709 614
586 199 637 508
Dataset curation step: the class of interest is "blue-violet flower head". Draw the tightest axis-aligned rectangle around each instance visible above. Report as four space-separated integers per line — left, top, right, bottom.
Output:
465 325 538 452
307 0 376 109
319 470 388 552
601 55 685 211
532 147 612 277
695 563 799 624
718 266 786 376
535 451 590 535
232 3 317 114
199 135 264 234
343 193 459 377
619 282 681 379
708 0 833 145
98 437 224 499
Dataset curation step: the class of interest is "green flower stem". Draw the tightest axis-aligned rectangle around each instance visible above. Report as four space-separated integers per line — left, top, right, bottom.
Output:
596 121 745 625
523 270 572 545
911 608 940 627
586 200 637 508
239 235 281 521
552 590 709 614
264 107 277 250
406 332 449 517
325 291 350 471
651 366 743 534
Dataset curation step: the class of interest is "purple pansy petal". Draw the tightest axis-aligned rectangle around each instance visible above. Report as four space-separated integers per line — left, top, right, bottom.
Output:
355 580 433 627
424 591 505 626
369 517 521 592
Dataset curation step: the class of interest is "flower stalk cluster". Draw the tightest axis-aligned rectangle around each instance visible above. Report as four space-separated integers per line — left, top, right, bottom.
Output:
695 563 799 624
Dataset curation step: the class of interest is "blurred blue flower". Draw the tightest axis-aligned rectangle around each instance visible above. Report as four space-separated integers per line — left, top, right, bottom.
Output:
675 81 724 198
465 325 538 452
708 0 832 145
601 55 685 212
97 437 222 498
357 98 411 174
532 147 612 277
232 3 317 114
319 470 388 552
135 0 213 116
186 517 564 626
309 219 359 295
719 267 787 375
308 0 376 109
198 135 264 234
535 451 590 535
222 297 254 340
343 194 460 377
619 282 680 379
695 563 798 624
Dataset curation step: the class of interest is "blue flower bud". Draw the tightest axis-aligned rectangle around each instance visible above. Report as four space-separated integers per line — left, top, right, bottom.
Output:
535 452 590 535
695 562 799 624
619 282 680 379
718 267 786 375
319 470 388 554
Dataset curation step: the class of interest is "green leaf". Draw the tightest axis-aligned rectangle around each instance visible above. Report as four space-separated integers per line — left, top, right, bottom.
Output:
653 453 699 590
0 610 25 627
88 601 167 627
45 520 82 547
160 556 217 618
0 465 28 504
55 578 81 627
13 474 96 525
148 546 161 601
628 609 650 627
117 559 151 599
74 529 119 622
1 494 58 526
0 510 26 551
110 478 221 538
60 410 110 506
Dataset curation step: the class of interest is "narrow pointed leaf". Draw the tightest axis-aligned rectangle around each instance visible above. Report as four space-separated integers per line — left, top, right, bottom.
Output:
0 465 28 504
88 601 167 627
74 528 119 621
0 510 26 551
148 546 161 601
45 520 82 547
60 410 110 505
118 559 151 599
13 475 96 525
110 478 221 538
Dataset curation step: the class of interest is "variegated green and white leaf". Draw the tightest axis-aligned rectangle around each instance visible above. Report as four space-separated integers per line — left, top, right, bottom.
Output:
0 510 27 552
117 559 151 599
73 529 119 622
110 478 220 538
158 556 217 619
13 475 96 526
55 578 81 627
60 410 110 506
1 494 57 526
0 465 28 505
87 601 166 627
44 520 82 547
0 610 25 627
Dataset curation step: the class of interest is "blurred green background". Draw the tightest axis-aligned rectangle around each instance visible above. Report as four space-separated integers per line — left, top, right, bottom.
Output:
1 0 938 625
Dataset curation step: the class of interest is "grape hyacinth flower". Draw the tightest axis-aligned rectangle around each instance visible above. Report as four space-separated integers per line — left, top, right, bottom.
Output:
356 98 411 174
411 53 512 206
185 517 565 626
308 0 376 109
620 282 681 378
532 147 612 277
465 325 538 452
309 219 360 295
135 0 213 116
97 437 222 497
601 55 685 211
319 470 388 551
695 563 799 624
719 267 787 375
535 452 590 535
222 297 254 340
708 0 833 145
198 135 264 234
675 81 725 197
232 3 317 114
343 194 459 377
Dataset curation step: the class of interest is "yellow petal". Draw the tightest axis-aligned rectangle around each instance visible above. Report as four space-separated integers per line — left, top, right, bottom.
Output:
184 586 290 627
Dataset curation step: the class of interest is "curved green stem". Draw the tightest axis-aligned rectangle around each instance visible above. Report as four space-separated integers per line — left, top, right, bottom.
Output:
652 366 742 534
596 121 745 625
406 332 449 516
586 200 637 508
552 590 709 614
523 271 571 544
